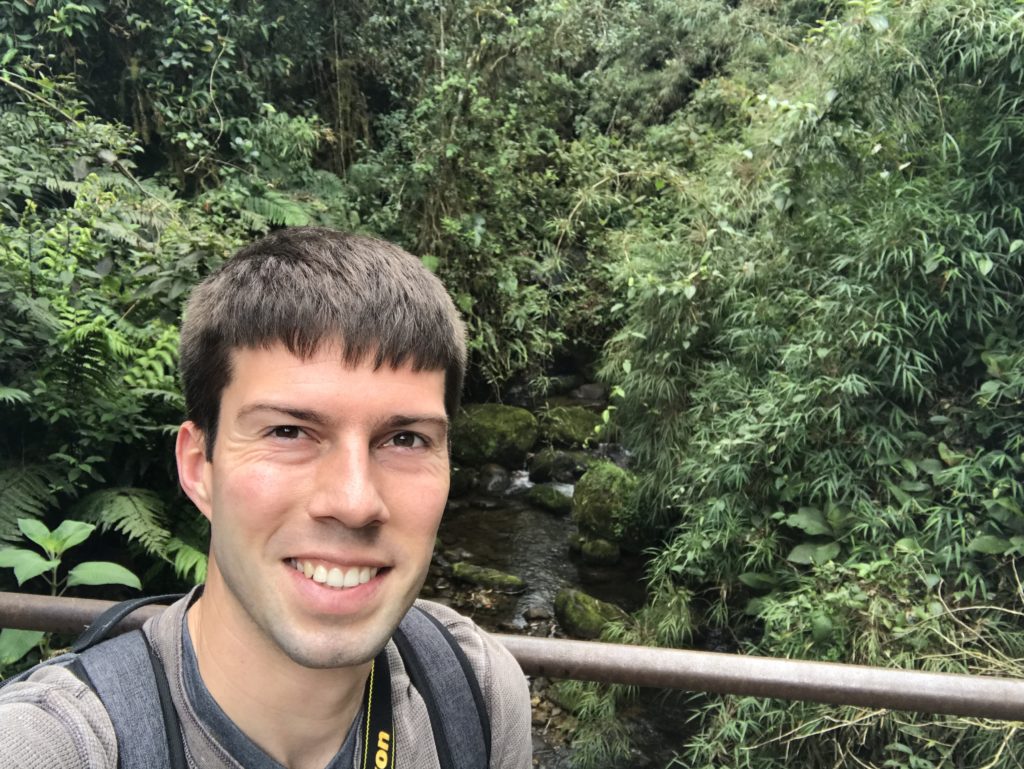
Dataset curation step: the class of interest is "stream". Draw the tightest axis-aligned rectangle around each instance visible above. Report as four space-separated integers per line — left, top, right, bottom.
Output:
420 477 692 769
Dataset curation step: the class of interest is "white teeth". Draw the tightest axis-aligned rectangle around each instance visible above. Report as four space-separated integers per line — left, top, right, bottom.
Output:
292 559 379 590
327 567 344 588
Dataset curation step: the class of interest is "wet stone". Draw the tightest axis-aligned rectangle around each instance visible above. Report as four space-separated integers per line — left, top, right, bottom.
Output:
528 448 594 484
554 588 628 639
580 538 620 565
526 483 573 515
539 405 602 448
479 463 511 494
451 562 527 593
451 403 538 467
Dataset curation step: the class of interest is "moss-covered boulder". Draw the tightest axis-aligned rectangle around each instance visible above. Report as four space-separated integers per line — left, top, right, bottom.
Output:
540 406 602 448
451 404 538 467
554 588 628 639
528 447 594 483
580 538 620 565
451 562 526 593
526 483 573 515
572 461 638 541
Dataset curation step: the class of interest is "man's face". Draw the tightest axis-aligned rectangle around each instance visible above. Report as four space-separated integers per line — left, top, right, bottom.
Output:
178 342 449 669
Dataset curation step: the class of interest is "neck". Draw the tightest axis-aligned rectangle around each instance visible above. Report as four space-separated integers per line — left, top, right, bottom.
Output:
186 585 372 769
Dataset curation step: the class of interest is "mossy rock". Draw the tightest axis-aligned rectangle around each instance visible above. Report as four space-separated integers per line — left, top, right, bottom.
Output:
526 483 573 515
554 588 628 639
540 406 601 448
528 448 594 483
580 538 620 565
451 562 526 593
451 404 538 467
572 461 638 541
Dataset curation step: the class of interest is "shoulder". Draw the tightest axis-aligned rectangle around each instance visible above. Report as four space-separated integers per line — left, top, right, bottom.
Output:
0 662 117 768
410 600 533 768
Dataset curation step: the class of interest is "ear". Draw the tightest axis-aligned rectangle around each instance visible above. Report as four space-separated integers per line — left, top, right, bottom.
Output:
176 421 213 520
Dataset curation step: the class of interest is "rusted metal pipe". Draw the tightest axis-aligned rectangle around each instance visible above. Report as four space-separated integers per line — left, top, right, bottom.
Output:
2 592 1022 721
0 591 162 635
496 634 1024 721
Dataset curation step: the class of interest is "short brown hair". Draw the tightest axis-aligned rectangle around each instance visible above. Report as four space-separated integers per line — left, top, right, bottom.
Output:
179 228 467 458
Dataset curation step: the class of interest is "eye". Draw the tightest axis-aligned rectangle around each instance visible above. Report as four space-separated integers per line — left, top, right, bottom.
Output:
270 425 302 440
387 431 427 449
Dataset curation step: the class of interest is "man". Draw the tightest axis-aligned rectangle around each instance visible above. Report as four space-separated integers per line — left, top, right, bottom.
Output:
0 228 533 768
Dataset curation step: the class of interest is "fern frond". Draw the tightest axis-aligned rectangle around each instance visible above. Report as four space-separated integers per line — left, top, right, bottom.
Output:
0 387 30 405
0 465 57 542
129 388 185 410
167 537 208 584
94 220 145 248
243 191 310 227
74 487 170 555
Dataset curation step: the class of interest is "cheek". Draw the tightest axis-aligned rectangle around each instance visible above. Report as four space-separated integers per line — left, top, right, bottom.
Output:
211 464 299 531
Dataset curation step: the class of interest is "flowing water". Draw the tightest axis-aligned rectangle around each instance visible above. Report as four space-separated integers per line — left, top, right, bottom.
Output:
428 479 691 769
436 487 648 625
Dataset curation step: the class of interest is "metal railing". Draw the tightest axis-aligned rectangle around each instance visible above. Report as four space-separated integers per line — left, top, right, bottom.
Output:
2 591 1022 721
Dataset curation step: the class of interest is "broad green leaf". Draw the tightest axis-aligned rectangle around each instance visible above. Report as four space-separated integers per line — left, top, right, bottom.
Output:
937 442 964 467
894 537 923 554
419 254 440 273
916 459 944 475
49 520 95 553
787 541 840 565
738 572 776 590
0 548 59 585
811 613 833 644
0 628 45 666
977 255 994 276
899 480 929 493
17 519 52 550
786 508 831 536
967 535 1010 555
66 561 142 589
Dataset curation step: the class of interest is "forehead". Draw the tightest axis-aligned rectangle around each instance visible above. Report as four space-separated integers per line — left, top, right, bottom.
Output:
221 343 447 414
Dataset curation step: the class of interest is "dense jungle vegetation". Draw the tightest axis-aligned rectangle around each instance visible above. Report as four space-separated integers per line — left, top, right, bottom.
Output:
2 0 1023 766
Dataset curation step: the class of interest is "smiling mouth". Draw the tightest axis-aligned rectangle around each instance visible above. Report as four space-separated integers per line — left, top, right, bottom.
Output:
289 559 381 589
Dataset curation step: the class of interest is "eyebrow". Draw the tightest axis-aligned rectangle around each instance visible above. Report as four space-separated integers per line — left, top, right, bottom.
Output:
236 403 333 425
235 404 449 433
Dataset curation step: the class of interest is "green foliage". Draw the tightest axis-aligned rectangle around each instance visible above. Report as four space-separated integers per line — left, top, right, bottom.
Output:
0 517 141 667
593 0 1024 765
0 65 227 587
4 0 1023 764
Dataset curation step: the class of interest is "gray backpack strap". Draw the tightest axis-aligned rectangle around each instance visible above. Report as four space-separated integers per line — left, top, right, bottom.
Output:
78 630 186 769
393 606 491 769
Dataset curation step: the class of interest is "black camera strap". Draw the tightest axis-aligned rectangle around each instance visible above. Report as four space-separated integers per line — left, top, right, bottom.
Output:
361 650 394 769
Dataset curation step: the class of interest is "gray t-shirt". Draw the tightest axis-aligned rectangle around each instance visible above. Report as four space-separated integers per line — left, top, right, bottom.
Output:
0 590 532 768
180 618 358 769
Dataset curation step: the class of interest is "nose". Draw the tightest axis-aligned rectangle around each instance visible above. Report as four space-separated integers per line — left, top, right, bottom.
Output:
307 441 388 528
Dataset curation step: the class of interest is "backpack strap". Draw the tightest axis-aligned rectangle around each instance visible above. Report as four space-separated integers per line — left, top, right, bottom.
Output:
72 593 185 653
393 606 491 769
76 629 186 769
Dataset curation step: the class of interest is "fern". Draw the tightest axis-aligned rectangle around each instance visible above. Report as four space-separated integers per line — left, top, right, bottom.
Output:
0 465 57 542
167 537 208 584
74 487 171 555
0 387 30 405
242 190 311 227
